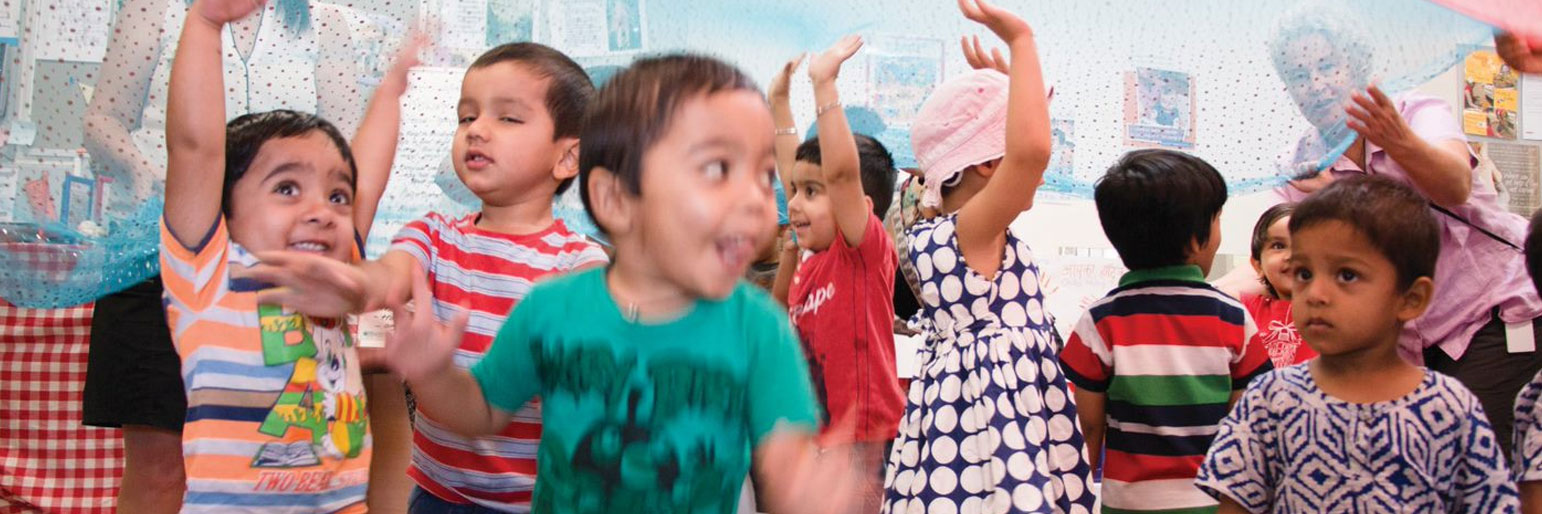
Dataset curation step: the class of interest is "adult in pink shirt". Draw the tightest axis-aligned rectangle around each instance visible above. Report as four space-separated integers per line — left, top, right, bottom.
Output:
1270 13 1542 459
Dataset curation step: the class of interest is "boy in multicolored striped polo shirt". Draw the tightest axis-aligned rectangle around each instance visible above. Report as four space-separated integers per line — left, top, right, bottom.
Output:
1061 149 1273 514
157 0 420 510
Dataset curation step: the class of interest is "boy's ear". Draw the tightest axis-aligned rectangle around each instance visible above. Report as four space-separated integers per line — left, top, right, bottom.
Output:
587 166 634 236
553 138 581 182
1395 276 1434 323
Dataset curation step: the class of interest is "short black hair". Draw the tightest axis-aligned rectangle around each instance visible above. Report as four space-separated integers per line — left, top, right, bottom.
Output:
471 42 595 194
223 110 356 216
578 54 759 235
1524 209 1542 294
792 134 898 217
1289 175 1439 290
1250 202 1297 298
1094 149 1228 270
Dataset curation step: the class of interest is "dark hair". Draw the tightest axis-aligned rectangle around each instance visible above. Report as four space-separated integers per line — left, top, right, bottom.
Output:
793 134 898 217
1289 175 1438 290
471 42 595 194
223 110 356 216
1094 149 1228 270
578 54 759 234
1251 203 1296 297
1525 209 1542 295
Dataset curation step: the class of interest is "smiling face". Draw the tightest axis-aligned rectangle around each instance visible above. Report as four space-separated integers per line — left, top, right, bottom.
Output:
1252 215 1294 298
226 131 357 262
786 160 839 252
1288 220 1429 357
623 90 779 300
453 62 573 206
1276 32 1360 132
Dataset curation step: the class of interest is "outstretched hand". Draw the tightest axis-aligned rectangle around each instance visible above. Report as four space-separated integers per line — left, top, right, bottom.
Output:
808 35 863 85
958 0 1034 46
194 0 264 25
1345 85 1416 155
376 25 430 98
241 251 371 319
384 266 468 385
961 35 1008 74
769 53 806 100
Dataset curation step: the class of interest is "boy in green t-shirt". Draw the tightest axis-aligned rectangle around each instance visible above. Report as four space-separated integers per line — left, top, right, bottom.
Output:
384 54 864 513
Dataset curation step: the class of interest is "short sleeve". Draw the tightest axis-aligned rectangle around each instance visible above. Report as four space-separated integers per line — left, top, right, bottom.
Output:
854 214 896 270
567 240 610 271
1060 311 1112 392
1232 311 1275 389
1513 371 1542 483
1399 94 1467 146
1195 378 1277 513
1454 387 1521 511
470 287 543 414
389 213 441 272
743 289 820 444
159 216 230 312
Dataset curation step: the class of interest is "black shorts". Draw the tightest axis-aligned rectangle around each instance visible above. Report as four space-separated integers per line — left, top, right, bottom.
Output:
81 277 186 431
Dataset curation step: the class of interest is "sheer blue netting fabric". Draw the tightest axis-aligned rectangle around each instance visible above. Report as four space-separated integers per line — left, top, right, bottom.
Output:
4 0 1498 307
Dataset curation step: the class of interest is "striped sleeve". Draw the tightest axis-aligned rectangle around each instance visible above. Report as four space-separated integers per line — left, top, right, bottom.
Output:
1061 309 1113 392
389 213 441 271
159 217 230 313
1231 310 1274 389
568 238 609 270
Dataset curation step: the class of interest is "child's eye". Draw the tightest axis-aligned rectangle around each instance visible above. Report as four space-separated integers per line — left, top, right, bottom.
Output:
1336 269 1359 283
1270 242 1287 251
274 183 299 196
500 117 523 124
1294 267 1312 282
458 115 475 124
761 169 776 189
330 190 353 205
703 160 727 180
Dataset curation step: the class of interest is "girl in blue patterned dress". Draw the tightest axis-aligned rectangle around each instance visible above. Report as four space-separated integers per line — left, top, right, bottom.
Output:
1196 176 1517 513
880 1 1094 512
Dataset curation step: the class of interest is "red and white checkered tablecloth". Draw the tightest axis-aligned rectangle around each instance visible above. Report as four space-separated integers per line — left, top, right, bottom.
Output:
0 301 123 514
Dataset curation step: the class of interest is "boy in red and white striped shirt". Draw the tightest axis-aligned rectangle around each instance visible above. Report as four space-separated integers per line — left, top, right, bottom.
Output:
250 42 606 512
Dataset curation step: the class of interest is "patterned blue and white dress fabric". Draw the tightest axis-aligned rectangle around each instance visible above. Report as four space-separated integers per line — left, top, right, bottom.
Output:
1512 369 1542 484
881 214 1096 514
1196 365 1518 513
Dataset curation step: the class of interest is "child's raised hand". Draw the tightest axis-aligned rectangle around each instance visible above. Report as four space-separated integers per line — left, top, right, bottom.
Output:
808 35 863 85
958 0 1034 46
193 0 264 25
241 251 372 318
961 35 1009 74
384 266 467 385
769 54 806 100
376 26 430 98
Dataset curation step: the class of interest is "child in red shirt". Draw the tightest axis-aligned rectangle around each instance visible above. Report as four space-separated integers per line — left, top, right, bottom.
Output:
1241 202 1317 368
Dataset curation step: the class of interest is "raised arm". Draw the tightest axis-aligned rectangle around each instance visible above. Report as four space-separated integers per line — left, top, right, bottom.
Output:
349 31 426 240
1346 86 1473 207
953 0 1051 255
807 35 870 247
164 0 263 246
82 0 168 207
769 54 805 202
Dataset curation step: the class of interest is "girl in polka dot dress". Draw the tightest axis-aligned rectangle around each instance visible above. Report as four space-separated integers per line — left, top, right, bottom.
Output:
882 1 1095 513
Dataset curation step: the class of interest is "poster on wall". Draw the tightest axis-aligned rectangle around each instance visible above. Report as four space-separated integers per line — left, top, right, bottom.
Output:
549 0 645 57
1524 74 1542 141
1124 67 1195 149
1462 48 1520 140
1037 249 1126 340
1048 119 1075 178
33 0 113 62
1475 141 1542 216
866 36 945 130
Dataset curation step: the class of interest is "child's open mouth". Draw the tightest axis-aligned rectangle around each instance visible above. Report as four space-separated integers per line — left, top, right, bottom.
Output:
289 241 332 254
716 234 753 271
464 149 494 170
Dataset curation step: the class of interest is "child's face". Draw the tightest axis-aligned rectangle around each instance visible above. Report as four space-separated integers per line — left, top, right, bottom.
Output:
786 161 838 252
630 90 779 299
1252 216 1294 298
1289 221 1430 357
453 62 573 206
227 131 356 263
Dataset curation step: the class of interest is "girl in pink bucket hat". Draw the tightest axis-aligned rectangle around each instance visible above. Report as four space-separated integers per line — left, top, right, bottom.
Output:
881 1 1095 513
